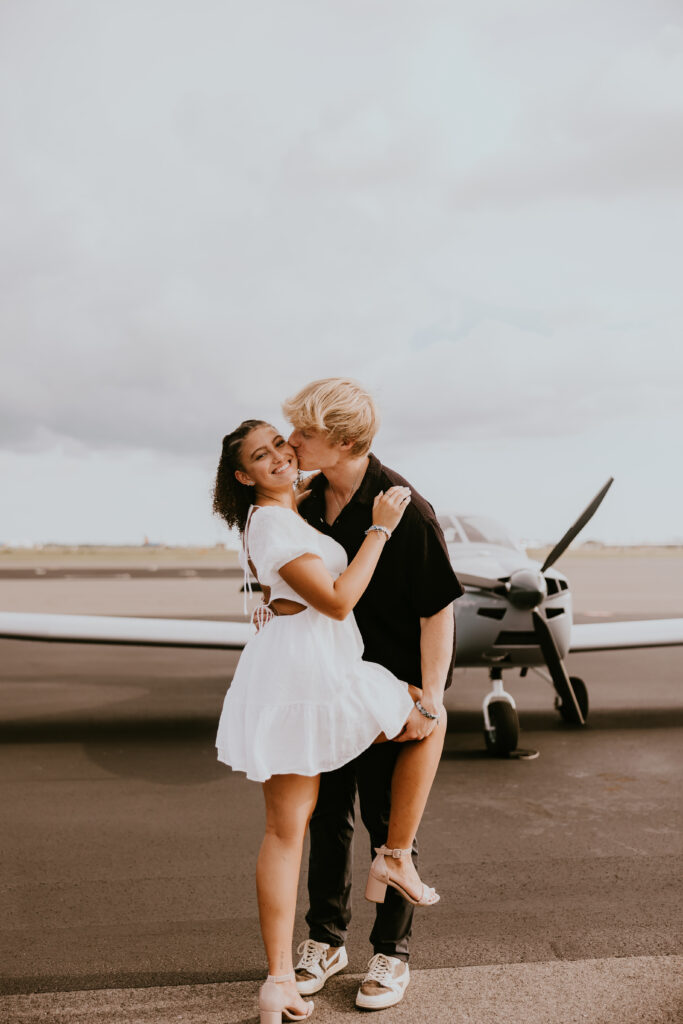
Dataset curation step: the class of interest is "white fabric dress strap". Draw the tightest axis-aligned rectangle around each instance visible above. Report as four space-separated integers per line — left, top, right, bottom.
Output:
242 504 258 615
243 505 277 630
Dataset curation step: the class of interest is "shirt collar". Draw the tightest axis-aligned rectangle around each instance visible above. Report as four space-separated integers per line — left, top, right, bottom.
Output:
353 453 383 506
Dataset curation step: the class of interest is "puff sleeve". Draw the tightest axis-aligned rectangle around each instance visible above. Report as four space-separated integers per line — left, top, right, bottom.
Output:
245 507 322 585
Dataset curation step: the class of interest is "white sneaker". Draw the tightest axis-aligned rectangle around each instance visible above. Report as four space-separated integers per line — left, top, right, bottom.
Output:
355 953 410 1009
294 939 348 995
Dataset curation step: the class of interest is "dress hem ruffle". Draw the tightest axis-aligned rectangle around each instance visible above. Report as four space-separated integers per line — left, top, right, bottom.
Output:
216 733 405 784
215 685 412 783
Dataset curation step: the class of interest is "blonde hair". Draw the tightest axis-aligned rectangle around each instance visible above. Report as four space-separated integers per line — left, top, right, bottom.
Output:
282 377 379 456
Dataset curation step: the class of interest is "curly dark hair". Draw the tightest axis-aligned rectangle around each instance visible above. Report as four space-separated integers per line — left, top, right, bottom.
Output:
212 420 270 533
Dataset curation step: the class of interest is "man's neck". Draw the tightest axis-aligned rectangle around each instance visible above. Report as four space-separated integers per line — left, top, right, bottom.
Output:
323 454 370 502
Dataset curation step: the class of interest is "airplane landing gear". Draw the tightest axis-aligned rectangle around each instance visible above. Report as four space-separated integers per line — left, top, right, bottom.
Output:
483 669 519 756
555 676 589 724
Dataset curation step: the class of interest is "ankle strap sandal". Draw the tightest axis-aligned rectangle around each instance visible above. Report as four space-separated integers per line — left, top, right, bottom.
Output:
374 845 413 859
366 846 440 908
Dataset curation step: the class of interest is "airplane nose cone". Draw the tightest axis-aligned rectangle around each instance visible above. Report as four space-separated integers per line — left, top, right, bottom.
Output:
507 569 547 610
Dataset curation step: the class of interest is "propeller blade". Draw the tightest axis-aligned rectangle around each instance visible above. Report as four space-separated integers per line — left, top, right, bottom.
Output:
541 477 614 573
532 610 585 725
457 572 509 591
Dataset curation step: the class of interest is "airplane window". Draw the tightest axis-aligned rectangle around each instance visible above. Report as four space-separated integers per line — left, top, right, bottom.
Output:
458 516 518 549
436 515 464 544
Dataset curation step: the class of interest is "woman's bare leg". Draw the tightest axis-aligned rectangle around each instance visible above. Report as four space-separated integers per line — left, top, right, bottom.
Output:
257 773 320 1013
383 715 447 897
388 715 446 847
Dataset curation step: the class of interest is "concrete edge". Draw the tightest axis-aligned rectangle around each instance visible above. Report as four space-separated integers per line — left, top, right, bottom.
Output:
1 955 682 1024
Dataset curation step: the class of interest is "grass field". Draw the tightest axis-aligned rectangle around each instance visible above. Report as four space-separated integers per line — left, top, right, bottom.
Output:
0 545 241 569
1 543 681 570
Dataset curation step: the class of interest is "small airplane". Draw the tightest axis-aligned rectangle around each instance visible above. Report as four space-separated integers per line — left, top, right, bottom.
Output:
437 478 683 754
2 478 682 757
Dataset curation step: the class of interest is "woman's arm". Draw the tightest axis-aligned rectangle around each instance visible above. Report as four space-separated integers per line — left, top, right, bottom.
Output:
279 486 410 620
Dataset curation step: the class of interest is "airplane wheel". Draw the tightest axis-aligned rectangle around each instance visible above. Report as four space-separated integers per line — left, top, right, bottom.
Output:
484 700 519 757
556 676 589 724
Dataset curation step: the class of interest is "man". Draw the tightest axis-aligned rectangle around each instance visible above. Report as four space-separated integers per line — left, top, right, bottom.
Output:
283 377 463 1011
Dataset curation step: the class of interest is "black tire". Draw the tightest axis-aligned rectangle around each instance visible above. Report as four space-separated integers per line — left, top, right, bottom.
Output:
556 676 589 724
484 700 519 757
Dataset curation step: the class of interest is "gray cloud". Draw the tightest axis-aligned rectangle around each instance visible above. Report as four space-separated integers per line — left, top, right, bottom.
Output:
1 0 682 464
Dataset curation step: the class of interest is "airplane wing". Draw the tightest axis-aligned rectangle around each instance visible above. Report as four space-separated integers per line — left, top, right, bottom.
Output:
570 618 683 652
3 611 683 654
0 612 252 649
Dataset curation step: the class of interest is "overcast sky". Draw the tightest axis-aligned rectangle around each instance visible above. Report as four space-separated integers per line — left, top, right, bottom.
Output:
2 0 682 547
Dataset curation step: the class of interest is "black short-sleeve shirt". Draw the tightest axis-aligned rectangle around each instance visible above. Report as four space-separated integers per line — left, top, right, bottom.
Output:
299 454 463 689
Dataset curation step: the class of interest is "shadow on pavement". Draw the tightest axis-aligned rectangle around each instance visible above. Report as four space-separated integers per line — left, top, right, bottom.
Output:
3 705 683 745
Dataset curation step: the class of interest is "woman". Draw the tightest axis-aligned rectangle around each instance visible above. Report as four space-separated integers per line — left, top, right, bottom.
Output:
213 420 446 1024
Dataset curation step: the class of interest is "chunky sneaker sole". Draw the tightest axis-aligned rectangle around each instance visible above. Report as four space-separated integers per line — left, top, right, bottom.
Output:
355 954 410 1009
295 943 348 995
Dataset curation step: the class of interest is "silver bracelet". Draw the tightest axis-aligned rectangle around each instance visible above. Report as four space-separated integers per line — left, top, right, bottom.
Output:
365 525 391 540
415 699 439 721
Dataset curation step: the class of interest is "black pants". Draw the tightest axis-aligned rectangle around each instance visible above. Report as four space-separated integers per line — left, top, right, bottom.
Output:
305 739 417 963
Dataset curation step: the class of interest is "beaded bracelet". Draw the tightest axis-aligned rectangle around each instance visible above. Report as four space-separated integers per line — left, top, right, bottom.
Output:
365 525 392 540
415 700 439 721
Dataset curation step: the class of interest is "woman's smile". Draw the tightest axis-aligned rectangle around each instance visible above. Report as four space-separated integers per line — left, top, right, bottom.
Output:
272 457 295 476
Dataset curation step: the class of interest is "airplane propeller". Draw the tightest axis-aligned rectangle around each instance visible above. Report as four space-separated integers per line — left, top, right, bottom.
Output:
458 477 615 595
506 568 547 610
532 608 585 725
456 571 509 592
540 477 614 573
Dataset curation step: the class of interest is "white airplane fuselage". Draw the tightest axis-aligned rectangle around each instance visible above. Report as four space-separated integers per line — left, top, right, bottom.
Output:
448 542 573 668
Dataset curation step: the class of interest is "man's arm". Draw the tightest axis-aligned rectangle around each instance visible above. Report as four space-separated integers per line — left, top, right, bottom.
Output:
395 603 454 742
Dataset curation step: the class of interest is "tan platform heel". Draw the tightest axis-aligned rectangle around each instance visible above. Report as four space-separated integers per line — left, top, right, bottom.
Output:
364 845 440 907
258 971 314 1023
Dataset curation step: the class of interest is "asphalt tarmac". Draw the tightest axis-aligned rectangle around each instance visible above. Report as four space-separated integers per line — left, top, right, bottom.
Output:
1 556 682 1022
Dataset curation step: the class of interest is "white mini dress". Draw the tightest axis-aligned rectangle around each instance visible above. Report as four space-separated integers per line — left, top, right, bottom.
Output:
216 505 414 782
